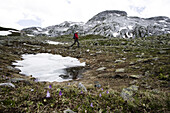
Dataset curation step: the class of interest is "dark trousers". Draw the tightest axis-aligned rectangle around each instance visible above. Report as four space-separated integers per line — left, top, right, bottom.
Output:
71 39 79 47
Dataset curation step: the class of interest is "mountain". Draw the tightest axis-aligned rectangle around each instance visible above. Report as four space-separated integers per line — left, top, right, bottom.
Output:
21 10 170 38
0 26 20 36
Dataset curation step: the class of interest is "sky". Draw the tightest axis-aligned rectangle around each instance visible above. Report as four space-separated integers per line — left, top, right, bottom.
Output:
0 0 170 29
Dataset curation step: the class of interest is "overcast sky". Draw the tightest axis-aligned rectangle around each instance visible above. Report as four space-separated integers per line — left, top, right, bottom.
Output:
0 0 170 29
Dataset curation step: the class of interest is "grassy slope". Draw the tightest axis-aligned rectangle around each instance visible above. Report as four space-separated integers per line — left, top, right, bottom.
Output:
0 34 169 112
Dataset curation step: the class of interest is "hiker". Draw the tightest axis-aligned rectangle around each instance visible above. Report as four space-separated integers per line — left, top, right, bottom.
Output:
70 31 79 48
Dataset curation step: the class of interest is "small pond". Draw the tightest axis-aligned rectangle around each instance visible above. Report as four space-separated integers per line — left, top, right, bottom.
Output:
13 53 85 82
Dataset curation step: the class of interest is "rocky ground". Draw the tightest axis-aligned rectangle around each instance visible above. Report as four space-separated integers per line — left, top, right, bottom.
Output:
0 34 170 112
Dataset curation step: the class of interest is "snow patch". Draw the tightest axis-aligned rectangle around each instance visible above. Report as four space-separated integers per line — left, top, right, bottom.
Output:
13 53 85 82
0 31 11 36
46 40 68 45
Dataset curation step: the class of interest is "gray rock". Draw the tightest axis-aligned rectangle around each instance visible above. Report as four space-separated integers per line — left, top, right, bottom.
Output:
115 60 125 63
129 62 135 65
152 89 160 94
59 75 69 79
64 108 76 113
96 67 106 71
121 85 139 101
115 68 125 73
78 82 87 92
94 81 101 88
158 51 166 54
168 41 170 45
9 78 26 82
129 80 138 85
129 75 141 79
121 41 126 45
7 66 21 72
0 83 15 88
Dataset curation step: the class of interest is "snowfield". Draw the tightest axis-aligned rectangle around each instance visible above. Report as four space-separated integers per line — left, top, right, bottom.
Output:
13 53 85 82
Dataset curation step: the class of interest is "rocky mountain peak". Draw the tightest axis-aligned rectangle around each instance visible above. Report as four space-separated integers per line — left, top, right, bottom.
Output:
20 10 170 38
87 10 127 23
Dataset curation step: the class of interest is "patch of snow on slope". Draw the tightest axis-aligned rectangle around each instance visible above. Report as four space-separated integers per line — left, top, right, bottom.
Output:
0 31 11 36
13 53 85 82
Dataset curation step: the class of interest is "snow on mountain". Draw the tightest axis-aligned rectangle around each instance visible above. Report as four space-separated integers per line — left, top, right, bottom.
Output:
0 26 20 36
21 10 170 38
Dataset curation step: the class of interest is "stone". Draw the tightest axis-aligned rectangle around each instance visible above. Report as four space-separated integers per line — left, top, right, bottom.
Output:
158 51 166 54
121 41 126 45
129 75 141 79
78 82 87 92
0 83 15 88
152 89 160 94
130 80 138 85
96 67 106 71
94 81 101 88
64 108 76 113
115 60 125 63
7 66 21 73
59 75 69 79
115 68 125 73
129 62 135 65
121 85 139 101
168 41 170 45
9 78 26 82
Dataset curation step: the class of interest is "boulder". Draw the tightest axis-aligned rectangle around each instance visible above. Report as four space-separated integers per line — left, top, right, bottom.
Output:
115 68 125 73
129 75 141 79
0 83 15 88
121 85 139 101
96 67 106 71
78 82 87 92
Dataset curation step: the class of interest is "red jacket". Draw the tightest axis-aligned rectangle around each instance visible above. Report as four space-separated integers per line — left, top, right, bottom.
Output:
74 33 79 39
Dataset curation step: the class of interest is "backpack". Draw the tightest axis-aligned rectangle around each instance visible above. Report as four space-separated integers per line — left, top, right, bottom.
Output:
73 33 76 39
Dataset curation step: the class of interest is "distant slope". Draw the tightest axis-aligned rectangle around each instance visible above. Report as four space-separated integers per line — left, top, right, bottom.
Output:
21 10 170 38
0 26 20 36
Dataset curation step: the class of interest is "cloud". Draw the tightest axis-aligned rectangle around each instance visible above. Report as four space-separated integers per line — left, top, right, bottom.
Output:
0 0 169 29
17 17 42 27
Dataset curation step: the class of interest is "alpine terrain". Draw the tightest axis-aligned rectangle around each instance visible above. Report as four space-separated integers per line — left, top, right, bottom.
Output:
21 10 170 38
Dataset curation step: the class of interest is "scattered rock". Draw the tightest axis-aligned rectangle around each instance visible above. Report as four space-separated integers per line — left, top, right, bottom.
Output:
129 62 135 65
129 80 138 85
7 66 21 73
86 49 90 52
9 78 26 82
115 68 125 73
152 89 160 94
59 75 69 79
96 67 106 71
121 41 126 45
168 41 170 45
94 81 101 88
96 51 102 54
64 108 76 113
78 82 87 92
121 85 139 101
115 60 125 63
0 83 15 88
129 75 141 79
158 51 166 54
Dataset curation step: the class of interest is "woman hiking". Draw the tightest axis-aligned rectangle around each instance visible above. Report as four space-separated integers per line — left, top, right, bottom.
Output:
70 31 80 48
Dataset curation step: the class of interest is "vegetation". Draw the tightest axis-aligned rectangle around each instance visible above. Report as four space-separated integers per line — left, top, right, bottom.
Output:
0 34 169 112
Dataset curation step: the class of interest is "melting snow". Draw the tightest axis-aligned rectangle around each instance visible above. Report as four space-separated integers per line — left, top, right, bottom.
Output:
46 40 68 45
0 31 11 36
13 53 85 82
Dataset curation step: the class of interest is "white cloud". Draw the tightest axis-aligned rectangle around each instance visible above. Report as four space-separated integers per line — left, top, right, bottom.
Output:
0 0 169 29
